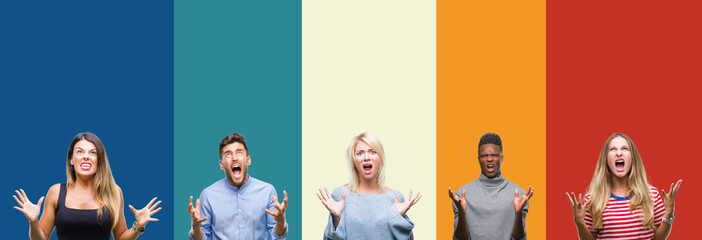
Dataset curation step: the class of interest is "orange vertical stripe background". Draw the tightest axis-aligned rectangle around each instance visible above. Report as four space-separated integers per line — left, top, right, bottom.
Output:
437 0 546 239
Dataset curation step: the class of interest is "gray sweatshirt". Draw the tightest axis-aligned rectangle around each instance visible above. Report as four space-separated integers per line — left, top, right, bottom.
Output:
324 186 414 240
453 173 528 240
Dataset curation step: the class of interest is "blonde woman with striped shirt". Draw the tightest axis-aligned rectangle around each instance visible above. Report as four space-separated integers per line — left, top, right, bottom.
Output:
566 133 681 240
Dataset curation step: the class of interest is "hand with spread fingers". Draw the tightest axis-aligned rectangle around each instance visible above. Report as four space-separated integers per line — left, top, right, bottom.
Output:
129 197 162 229
448 187 467 213
265 190 288 223
513 186 534 214
394 190 422 216
661 179 682 215
13 189 44 223
188 196 208 228
317 187 345 218
566 192 587 225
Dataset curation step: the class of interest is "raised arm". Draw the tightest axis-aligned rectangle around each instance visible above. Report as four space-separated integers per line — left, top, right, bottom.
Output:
114 186 162 240
449 187 469 240
319 187 347 240
265 190 288 238
655 179 681 240
188 196 208 240
13 185 59 240
566 192 595 240
390 190 419 240
512 186 533 240
318 187 345 229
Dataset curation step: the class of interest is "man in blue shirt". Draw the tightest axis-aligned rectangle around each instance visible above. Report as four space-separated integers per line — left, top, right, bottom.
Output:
188 133 288 240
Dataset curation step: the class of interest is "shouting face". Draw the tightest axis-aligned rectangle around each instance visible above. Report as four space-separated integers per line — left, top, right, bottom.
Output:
220 142 251 187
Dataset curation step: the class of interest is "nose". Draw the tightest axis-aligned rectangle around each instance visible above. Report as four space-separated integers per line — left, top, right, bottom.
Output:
360 152 372 161
615 149 623 156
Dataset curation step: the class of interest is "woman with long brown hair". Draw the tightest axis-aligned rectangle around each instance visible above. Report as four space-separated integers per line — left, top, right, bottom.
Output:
13 132 161 240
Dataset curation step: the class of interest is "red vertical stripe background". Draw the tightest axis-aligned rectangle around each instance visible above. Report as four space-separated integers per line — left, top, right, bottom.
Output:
547 1 702 238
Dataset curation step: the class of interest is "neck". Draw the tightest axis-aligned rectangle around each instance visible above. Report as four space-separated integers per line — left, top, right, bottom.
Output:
357 178 383 194
229 175 249 188
611 175 630 196
73 175 94 189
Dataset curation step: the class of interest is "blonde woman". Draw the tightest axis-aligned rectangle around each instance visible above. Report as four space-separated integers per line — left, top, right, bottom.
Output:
13 132 162 240
317 133 422 240
566 133 682 240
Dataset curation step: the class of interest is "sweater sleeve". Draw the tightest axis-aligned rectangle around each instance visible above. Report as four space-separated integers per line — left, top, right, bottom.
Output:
511 195 529 240
388 191 415 240
323 187 346 240
452 199 459 240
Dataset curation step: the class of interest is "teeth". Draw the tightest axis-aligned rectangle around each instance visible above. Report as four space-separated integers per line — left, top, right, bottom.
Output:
81 164 90 168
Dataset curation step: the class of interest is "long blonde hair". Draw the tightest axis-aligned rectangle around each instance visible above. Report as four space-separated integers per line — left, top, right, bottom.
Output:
66 132 121 231
586 133 654 229
346 132 386 193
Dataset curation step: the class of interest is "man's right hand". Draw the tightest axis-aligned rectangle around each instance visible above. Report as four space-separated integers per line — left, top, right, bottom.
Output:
188 196 208 228
448 187 467 213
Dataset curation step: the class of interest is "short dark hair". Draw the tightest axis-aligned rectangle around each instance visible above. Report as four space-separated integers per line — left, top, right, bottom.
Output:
219 133 249 158
478 132 502 152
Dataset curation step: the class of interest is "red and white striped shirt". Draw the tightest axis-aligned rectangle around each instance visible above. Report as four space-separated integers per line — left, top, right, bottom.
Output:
584 186 665 240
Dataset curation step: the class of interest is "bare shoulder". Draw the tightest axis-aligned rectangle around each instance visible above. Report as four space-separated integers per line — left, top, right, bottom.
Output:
45 183 62 206
47 183 61 197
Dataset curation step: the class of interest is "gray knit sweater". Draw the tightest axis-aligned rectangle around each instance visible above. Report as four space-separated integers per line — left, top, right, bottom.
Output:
324 186 415 240
453 173 528 240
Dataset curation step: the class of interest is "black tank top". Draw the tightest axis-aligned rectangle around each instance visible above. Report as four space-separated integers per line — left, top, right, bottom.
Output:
55 183 112 240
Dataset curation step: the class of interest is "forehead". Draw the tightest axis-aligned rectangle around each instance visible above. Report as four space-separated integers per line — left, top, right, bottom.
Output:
609 136 628 147
478 143 501 154
222 142 246 152
75 139 96 150
354 140 372 151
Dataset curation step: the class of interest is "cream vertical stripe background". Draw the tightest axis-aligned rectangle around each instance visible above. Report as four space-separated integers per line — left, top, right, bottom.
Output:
302 0 436 239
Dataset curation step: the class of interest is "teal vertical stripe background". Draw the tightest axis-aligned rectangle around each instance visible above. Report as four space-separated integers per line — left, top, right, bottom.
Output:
175 0 301 239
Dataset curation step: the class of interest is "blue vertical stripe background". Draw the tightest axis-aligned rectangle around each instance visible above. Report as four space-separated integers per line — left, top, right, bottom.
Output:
1 1 174 239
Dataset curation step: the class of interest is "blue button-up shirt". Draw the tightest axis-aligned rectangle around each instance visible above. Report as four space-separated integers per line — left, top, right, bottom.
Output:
189 176 287 240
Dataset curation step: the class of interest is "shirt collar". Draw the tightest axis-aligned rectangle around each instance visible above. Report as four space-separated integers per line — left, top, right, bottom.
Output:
610 192 632 200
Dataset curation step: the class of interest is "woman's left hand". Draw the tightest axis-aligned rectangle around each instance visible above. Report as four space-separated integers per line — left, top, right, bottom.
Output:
129 197 162 228
393 190 422 216
661 179 682 215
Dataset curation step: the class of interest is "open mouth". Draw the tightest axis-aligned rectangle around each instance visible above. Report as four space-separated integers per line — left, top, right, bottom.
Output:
80 163 91 171
362 164 373 173
232 166 242 177
486 164 495 173
615 160 625 172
